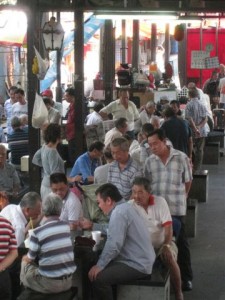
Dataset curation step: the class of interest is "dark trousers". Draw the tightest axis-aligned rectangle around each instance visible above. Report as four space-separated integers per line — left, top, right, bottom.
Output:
8 257 22 300
0 269 12 300
92 262 149 300
175 216 193 282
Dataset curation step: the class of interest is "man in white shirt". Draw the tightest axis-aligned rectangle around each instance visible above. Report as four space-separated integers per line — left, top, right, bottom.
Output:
4 86 18 134
104 117 128 147
86 102 104 126
1 192 42 246
50 172 83 229
11 88 28 120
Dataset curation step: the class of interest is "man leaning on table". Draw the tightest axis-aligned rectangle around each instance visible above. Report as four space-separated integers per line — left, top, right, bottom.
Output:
88 183 155 300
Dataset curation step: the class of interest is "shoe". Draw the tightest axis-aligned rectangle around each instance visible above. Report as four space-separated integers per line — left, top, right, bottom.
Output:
182 280 193 291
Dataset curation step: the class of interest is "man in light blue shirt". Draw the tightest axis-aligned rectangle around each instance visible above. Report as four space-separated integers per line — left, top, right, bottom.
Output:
88 183 155 300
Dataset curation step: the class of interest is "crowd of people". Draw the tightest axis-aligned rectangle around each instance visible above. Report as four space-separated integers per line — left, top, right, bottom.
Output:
0 75 223 300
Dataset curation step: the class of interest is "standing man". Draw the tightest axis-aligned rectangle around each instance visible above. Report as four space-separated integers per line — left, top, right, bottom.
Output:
88 183 155 300
4 85 18 134
0 215 18 300
108 137 142 200
144 129 193 291
185 88 209 171
11 88 28 119
99 88 139 138
64 87 76 165
41 89 63 115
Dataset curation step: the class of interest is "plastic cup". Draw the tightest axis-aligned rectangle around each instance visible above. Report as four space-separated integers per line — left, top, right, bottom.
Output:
24 229 34 248
91 231 101 245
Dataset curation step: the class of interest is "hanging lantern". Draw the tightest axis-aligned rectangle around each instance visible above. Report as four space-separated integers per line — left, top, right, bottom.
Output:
42 16 64 51
174 24 185 42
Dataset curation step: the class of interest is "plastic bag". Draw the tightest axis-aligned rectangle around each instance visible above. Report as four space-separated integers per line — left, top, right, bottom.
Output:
34 46 49 80
32 93 48 128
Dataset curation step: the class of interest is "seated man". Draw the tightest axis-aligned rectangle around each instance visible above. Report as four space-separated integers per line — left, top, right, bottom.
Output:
20 193 76 294
0 144 21 199
88 183 155 300
7 116 29 167
130 177 183 300
50 172 83 229
104 117 128 147
69 141 104 185
0 215 18 300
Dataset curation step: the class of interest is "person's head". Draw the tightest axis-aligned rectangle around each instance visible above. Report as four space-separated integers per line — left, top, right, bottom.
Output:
211 70 218 80
14 88 26 104
88 141 104 159
119 89 129 104
160 95 169 106
170 100 181 116
20 192 42 220
42 193 62 217
0 144 7 168
188 88 199 99
50 173 68 199
115 117 128 134
95 183 122 214
132 177 151 210
151 116 161 129
145 101 156 115
19 114 28 126
141 123 154 139
123 133 134 147
9 86 18 103
93 102 104 113
11 116 21 129
110 137 129 164
147 128 167 157
65 87 75 103
43 123 61 144
41 89 53 100
103 147 113 163
187 82 196 90
163 106 176 119
43 97 53 110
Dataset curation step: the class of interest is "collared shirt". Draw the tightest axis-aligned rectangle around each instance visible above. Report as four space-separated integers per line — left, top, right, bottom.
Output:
100 99 139 131
97 202 155 274
28 218 76 278
70 152 101 183
11 102 28 118
1 204 27 246
66 103 75 141
108 157 142 200
144 147 192 216
0 163 21 193
86 111 103 126
4 98 13 133
60 190 83 222
94 164 110 185
104 127 123 147
129 195 172 249
185 98 209 137
0 216 17 262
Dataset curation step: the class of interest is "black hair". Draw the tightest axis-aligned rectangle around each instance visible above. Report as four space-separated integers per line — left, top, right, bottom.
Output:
95 183 122 202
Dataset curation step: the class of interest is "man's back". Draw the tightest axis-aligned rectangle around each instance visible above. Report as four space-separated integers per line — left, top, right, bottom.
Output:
7 128 29 165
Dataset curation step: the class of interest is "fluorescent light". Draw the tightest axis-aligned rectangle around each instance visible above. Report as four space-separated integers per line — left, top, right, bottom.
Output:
95 14 178 21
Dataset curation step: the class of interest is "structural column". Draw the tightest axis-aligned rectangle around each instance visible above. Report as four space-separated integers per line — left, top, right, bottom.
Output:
132 20 139 70
164 23 170 66
151 23 157 62
74 9 85 157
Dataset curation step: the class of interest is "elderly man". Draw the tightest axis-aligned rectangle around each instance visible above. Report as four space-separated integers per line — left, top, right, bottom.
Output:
88 183 155 300
99 88 139 138
108 137 142 200
4 85 18 134
50 172 83 228
144 128 193 291
130 177 183 300
20 193 76 294
1 192 42 246
104 117 128 147
0 144 21 199
0 215 18 300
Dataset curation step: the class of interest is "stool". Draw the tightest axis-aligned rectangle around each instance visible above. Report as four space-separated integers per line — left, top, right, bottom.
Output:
203 142 220 165
189 170 208 203
186 198 198 238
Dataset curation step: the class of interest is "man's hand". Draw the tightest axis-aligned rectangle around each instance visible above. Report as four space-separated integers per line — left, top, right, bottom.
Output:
88 265 102 281
22 255 33 265
79 218 93 230
161 245 173 265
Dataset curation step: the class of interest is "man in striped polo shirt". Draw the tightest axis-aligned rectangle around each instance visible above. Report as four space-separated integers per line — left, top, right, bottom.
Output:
20 193 76 294
0 215 18 300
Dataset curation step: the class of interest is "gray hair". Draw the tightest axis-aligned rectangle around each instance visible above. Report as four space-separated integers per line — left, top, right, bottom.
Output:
42 193 62 216
11 116 21 128
110 137 129 151
146 101 155 108
20 192 41 209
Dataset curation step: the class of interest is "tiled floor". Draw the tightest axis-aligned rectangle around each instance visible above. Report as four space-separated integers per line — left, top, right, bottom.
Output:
183 156 225 300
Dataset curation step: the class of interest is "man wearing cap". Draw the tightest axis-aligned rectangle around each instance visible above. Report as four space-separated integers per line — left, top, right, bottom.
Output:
41 89 63 116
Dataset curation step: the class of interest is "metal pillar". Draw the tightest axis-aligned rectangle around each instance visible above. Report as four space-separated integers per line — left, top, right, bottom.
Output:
132 20 139 70
26 2 41 192
74 9 85 157
121 20 127 64
103 20 115 105
151 23 157 62
56 11 62 103
178 24 187 87
164 23 170 66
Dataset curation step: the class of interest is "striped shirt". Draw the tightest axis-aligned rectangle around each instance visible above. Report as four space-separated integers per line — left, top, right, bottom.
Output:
144 147 192 216
108 157 142 200
0 216 17 263
28 218 76 278
7 128 29 165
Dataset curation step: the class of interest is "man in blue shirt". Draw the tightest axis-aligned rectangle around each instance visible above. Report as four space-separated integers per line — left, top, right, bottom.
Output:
69 141 104 185
88 183 155 300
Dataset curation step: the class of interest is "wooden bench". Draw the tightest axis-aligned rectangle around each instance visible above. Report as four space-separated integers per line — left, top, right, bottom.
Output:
117 264 170 300
189 170 208 203
186 198 198 238
203 142 220 165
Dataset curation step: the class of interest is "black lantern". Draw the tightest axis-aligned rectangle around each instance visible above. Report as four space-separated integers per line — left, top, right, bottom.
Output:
42 16 64 51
